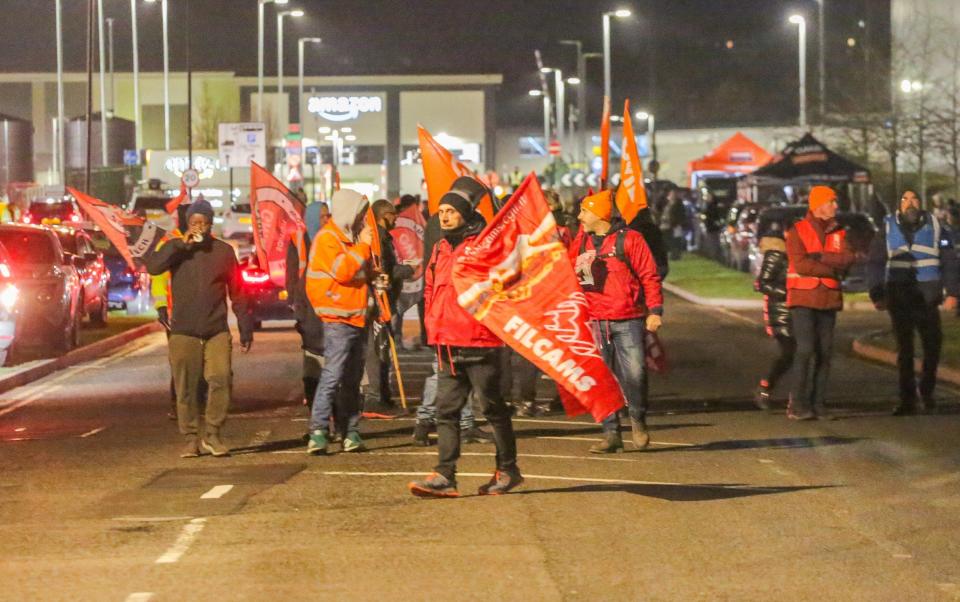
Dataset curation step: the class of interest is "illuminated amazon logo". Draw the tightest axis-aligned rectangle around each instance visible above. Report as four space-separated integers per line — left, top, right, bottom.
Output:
307 95 382 122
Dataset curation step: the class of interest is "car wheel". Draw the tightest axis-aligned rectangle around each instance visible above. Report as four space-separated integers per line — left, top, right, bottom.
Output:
90 295 108 326
51 316 79 356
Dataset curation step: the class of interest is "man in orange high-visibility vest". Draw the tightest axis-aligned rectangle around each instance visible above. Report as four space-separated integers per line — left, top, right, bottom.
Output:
784 186 855 420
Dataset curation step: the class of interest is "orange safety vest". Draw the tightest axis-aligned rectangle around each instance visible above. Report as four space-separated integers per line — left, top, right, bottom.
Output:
292 229 308 278
304 221 371 327
786 218 845 290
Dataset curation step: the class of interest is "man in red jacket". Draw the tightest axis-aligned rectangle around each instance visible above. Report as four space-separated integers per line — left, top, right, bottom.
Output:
572 190 663 453
784 186 855 420
408 189 522 498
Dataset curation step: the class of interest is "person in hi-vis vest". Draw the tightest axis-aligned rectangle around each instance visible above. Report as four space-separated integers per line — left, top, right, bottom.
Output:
784 186 855 420
867 189 960 415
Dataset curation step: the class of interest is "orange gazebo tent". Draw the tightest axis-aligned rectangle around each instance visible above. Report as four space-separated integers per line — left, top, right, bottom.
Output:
688 132 773 186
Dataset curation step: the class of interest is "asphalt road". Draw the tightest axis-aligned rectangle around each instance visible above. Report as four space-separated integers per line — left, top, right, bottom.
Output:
2 293 960 601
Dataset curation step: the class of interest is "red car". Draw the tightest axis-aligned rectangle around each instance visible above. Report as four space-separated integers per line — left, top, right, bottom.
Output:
51 226 110 326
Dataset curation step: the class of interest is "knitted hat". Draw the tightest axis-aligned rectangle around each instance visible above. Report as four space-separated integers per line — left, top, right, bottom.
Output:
808 186 837 212
581 190 613 221
438 188 474 223
185 198 214 222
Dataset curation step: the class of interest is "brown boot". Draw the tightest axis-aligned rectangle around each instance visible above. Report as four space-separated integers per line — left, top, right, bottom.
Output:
630 417 650 450
589 431 624 454
180 435 200 458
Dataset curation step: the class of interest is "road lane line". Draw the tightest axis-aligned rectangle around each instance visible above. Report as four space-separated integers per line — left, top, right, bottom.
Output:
513 418 593 426
155 518 206 564
320 470 791 490
536 435 695 447
369 451 644 463
113 516 194 522
200 485 234 499
79 426 106 438
125 593 155 602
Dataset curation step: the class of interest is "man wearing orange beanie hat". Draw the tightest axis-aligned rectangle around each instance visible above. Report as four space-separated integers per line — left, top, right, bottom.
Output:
571 190 663 453
784 186 855 420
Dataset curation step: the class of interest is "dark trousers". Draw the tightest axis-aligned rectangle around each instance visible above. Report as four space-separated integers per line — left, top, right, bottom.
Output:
364 320 392 405
890 300 942 404
435 347 517 481
514 352 539 402
764 334 797 392
790 308 836 414
169 332 232 437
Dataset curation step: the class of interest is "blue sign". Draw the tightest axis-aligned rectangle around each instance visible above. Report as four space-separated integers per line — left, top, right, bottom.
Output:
123 149 140 166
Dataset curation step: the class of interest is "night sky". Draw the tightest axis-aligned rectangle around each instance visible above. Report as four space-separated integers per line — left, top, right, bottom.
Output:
0 0 888 128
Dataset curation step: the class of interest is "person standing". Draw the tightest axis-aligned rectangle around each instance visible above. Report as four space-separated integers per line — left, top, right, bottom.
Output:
784 186 855 420
754 219 795 410
572 190 664 453
145 199 253 458
304 190 372 455
868 190 959 414
408 188 521 497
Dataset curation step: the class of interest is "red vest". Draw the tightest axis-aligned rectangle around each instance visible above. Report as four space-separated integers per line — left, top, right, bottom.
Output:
786 218 845 291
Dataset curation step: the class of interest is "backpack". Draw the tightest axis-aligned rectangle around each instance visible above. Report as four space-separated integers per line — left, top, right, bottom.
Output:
578 228 642 284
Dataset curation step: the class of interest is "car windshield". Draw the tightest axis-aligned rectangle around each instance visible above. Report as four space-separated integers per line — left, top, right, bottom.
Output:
28 202 74 218
232 203 251 213
0 231 57 264
133 196 169 211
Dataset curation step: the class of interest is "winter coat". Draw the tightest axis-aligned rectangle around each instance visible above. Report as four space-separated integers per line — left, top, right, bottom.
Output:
785 212 855 310
627 210 670 279
424 235 501 348
755 236 791 338
569 224 664 321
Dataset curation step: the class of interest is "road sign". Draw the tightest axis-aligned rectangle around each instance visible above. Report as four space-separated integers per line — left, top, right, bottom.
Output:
123 149 140 167
181 168 200 189
548 140 561 156
218 122 267 169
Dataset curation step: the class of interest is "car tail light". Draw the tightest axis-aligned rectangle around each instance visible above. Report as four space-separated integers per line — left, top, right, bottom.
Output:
241 268 270 285
0 284 18 311
22 214 32 224
70 213 82 223
0 263 9 278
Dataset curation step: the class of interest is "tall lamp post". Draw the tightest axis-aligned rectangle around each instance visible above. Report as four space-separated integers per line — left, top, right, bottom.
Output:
257 0 289 122
541 67 565 148
817 0 825 121
130 0 142 151
97 0 108 164
560 39 586 163
298 37 322 134
55 0 66 184
635 110 656 164
790 14 808 129
107 17 115 113
277 9 304 99
145 0 170 149
602 8 631 102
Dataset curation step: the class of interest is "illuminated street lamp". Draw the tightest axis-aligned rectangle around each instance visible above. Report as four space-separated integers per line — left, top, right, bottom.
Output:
297 37 321 139
145 0 171 149
602 8 631 101
277 9 305 97
789 14 807 128
257 0 289 122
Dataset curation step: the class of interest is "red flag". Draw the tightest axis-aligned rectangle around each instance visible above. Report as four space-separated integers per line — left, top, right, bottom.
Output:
366 207 392 323
600 96 611 189
417 125 495 222
165 182 188 215
250 162 306 287
71 187 162 271
451 173 625 422
391 201 426 291
614 99 647 224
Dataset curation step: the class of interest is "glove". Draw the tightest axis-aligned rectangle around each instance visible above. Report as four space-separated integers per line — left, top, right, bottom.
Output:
157 306 171 330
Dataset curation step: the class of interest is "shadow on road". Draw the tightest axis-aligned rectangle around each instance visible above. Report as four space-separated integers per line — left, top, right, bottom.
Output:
511 482 836 502
644 435 865 453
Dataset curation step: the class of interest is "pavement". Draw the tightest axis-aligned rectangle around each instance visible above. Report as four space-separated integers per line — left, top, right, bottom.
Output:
2 294 960 601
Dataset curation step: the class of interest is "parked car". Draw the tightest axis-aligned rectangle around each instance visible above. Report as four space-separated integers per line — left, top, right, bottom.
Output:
240 257 294 330
0 224 82 354
51 226 110 325
222 201 254 240
87 228 152 314
129 191 175 233
725 202 772 272
0 242 20 365
22 197 84 226
748 206 877 292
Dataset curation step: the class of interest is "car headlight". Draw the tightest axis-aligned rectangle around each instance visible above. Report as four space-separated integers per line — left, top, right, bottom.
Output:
1 284 18 312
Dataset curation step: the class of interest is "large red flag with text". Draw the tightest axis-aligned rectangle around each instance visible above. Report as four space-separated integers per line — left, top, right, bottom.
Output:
417 125 495 222
71 187 164 271
451 173 625 422
614 99 647 224
600 95 611 188
250 162 306 287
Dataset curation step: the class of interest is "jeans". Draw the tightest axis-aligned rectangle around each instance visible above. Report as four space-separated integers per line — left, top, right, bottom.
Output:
763 334 797 392
434 347 517 480
595 318 647 433
889 294 942 404
417 359 474 429
309 322 367 436
169 332 231 437
790 308 836 414
363 319 392 405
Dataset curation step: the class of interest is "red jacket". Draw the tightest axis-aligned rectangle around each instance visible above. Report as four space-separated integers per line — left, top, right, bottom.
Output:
570 226 664 320
785 213 854 311
424 236 502 348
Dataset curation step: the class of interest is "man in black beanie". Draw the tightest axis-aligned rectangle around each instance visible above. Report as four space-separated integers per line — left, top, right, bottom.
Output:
146 199 254 458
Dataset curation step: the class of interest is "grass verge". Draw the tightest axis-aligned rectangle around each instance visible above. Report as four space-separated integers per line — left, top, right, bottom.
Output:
865 313 960 368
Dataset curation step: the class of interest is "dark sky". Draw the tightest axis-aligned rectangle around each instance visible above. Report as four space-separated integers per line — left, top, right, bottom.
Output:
0 0 887 129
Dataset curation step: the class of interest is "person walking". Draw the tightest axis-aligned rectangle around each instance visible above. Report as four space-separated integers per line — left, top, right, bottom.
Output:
145 199 253 458
304 190 372 455
784 186 855 420
868 189 959 415
408 187 521 497
572 190 664 453
754 218 795 410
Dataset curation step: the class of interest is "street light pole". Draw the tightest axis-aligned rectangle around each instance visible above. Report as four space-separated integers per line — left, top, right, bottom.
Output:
560 39 586 163
790 15 808 129
601 9 631 103
276 10 304 102
130 0 142 151
817 0 825 121
161 0 170 149
553 69 565 148
97 0 108 165
298 37 321 139
55 0 66 184
256 0 289 122
107 17 115 114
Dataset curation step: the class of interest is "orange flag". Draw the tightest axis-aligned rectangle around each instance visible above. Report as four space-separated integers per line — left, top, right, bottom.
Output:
614 100 647 224
365 207 392 323
165 182 189 215
417 125 494 222
600 96 611 188
250 162 306 287
71 187 160 271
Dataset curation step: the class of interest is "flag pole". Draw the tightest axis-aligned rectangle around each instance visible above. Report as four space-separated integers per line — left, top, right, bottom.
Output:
386 329 407 410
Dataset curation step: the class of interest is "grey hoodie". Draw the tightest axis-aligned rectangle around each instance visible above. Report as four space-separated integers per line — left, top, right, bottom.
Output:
330 189 369 242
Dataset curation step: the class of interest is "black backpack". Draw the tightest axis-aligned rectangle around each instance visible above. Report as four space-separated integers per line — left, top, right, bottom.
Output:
578 228 642 284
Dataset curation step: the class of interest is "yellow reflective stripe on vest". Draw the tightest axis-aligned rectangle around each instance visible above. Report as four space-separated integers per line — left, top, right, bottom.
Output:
313 305 365 318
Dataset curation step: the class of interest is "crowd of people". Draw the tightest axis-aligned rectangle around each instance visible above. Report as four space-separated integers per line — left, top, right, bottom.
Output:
145 174 956 499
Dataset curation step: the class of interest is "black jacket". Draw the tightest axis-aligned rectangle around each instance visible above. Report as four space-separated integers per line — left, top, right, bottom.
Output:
628 209 670 280
285 233 324 355
755 236 791 338
377 225 415 309
146 237 253 342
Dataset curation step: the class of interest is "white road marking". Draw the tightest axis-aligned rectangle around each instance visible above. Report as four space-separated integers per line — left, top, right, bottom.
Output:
536 435 695 447
320 471 788 490
79 426 106 438
125 593 155 602
0 384 63 418
13 427 25 432
513 418 593 426
112 516 195 522
248 429 271 448
155 518 207 564
200 485 234 499
369 450 644 463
